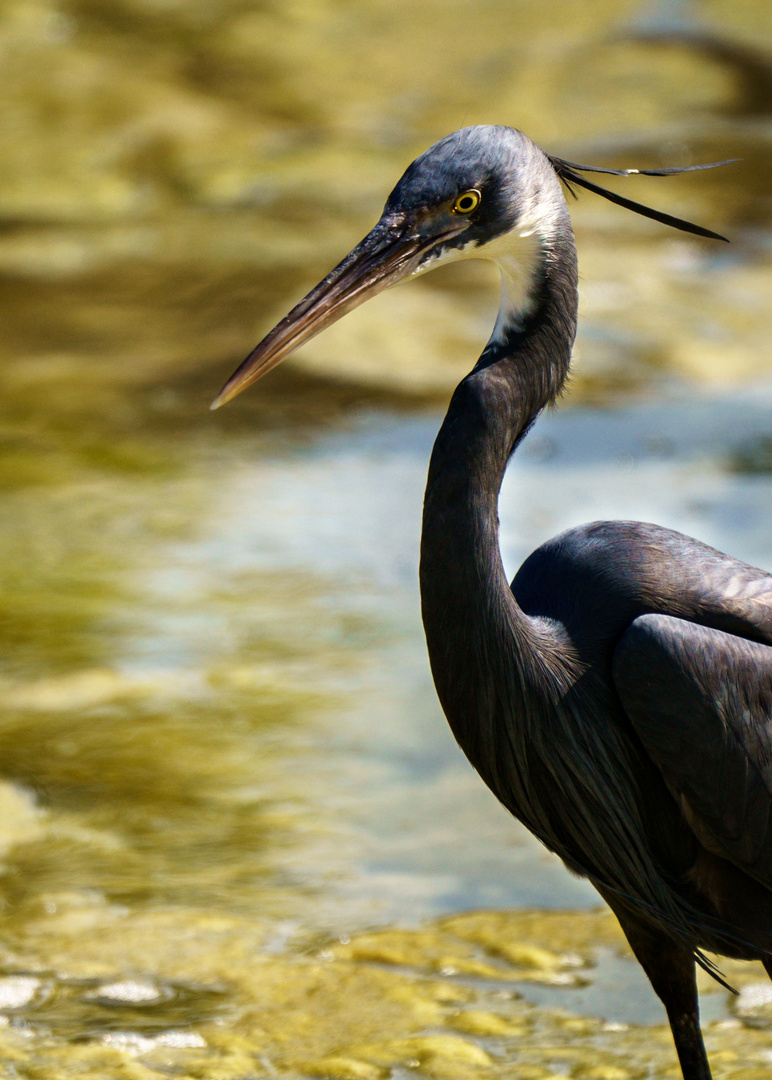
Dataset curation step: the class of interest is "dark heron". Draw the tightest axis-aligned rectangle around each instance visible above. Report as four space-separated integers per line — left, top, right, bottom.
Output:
211 126 767 1080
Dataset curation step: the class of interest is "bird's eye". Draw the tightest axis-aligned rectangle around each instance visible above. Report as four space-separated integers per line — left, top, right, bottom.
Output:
452 190 481 215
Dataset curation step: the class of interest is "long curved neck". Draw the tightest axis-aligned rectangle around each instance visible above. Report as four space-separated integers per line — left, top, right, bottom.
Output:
419 230 578 776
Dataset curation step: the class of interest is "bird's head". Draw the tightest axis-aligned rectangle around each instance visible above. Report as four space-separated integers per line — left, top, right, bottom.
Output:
211 126 569 408
380 125 569 263
211 125 729 408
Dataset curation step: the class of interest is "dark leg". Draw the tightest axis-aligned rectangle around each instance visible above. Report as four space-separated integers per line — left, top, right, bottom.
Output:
611 907 712 1080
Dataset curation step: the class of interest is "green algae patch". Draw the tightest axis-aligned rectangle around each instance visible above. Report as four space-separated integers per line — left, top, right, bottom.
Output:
11 900 271 986
438 908 624 959
448 1010 529 1037
2 899 772 1079
332 927 506 980
354 1034 493 1074
331 916 596 985
437 909 612 982
303 1055 387 1080
572 1067 632 1080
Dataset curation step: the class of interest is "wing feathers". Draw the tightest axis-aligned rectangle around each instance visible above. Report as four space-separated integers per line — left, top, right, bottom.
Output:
613 614 772 880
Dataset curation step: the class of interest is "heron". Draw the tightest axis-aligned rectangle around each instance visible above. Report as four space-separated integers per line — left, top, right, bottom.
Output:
211 125 769 1080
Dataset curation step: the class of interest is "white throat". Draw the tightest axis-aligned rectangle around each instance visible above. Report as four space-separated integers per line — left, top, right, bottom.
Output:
409 220 546 351
487 232 543 347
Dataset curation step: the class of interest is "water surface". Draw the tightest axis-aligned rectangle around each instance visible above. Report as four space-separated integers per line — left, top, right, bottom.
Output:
0 385 771 1074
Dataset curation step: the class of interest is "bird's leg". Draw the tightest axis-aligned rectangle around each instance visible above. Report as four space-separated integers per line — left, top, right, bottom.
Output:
611 907 712 1080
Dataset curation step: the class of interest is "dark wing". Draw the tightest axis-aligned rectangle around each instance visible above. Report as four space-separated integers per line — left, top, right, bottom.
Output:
612 613 772 886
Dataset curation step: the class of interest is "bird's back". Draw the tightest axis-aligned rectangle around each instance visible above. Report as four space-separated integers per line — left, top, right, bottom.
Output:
512 518 772 660
511 518 772 960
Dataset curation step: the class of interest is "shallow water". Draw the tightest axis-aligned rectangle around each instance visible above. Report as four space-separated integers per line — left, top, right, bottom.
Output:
0 386 772 1074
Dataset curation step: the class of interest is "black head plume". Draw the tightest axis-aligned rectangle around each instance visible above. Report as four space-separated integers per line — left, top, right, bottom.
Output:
546 153 738 242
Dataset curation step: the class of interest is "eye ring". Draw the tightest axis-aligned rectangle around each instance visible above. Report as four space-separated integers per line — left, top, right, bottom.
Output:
452 189 481 215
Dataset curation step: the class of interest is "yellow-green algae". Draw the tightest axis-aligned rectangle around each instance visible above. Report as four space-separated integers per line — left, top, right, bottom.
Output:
0 904 770 1077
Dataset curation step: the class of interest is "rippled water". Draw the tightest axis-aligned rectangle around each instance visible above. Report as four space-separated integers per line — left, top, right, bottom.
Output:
0 384 770 1072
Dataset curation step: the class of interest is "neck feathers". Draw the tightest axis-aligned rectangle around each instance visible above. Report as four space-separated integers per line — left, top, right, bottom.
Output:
423 221 578 506
419 224 578 758
475 224 578 457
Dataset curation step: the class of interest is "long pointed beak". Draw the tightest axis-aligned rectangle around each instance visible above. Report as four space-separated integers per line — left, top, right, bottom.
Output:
211 217 460 409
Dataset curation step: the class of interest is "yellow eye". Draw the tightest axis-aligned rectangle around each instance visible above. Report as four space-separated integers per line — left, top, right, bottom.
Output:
452 189 481 215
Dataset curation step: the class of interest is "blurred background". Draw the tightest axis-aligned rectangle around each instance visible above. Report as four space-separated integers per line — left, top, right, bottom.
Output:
0 0 771 1076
